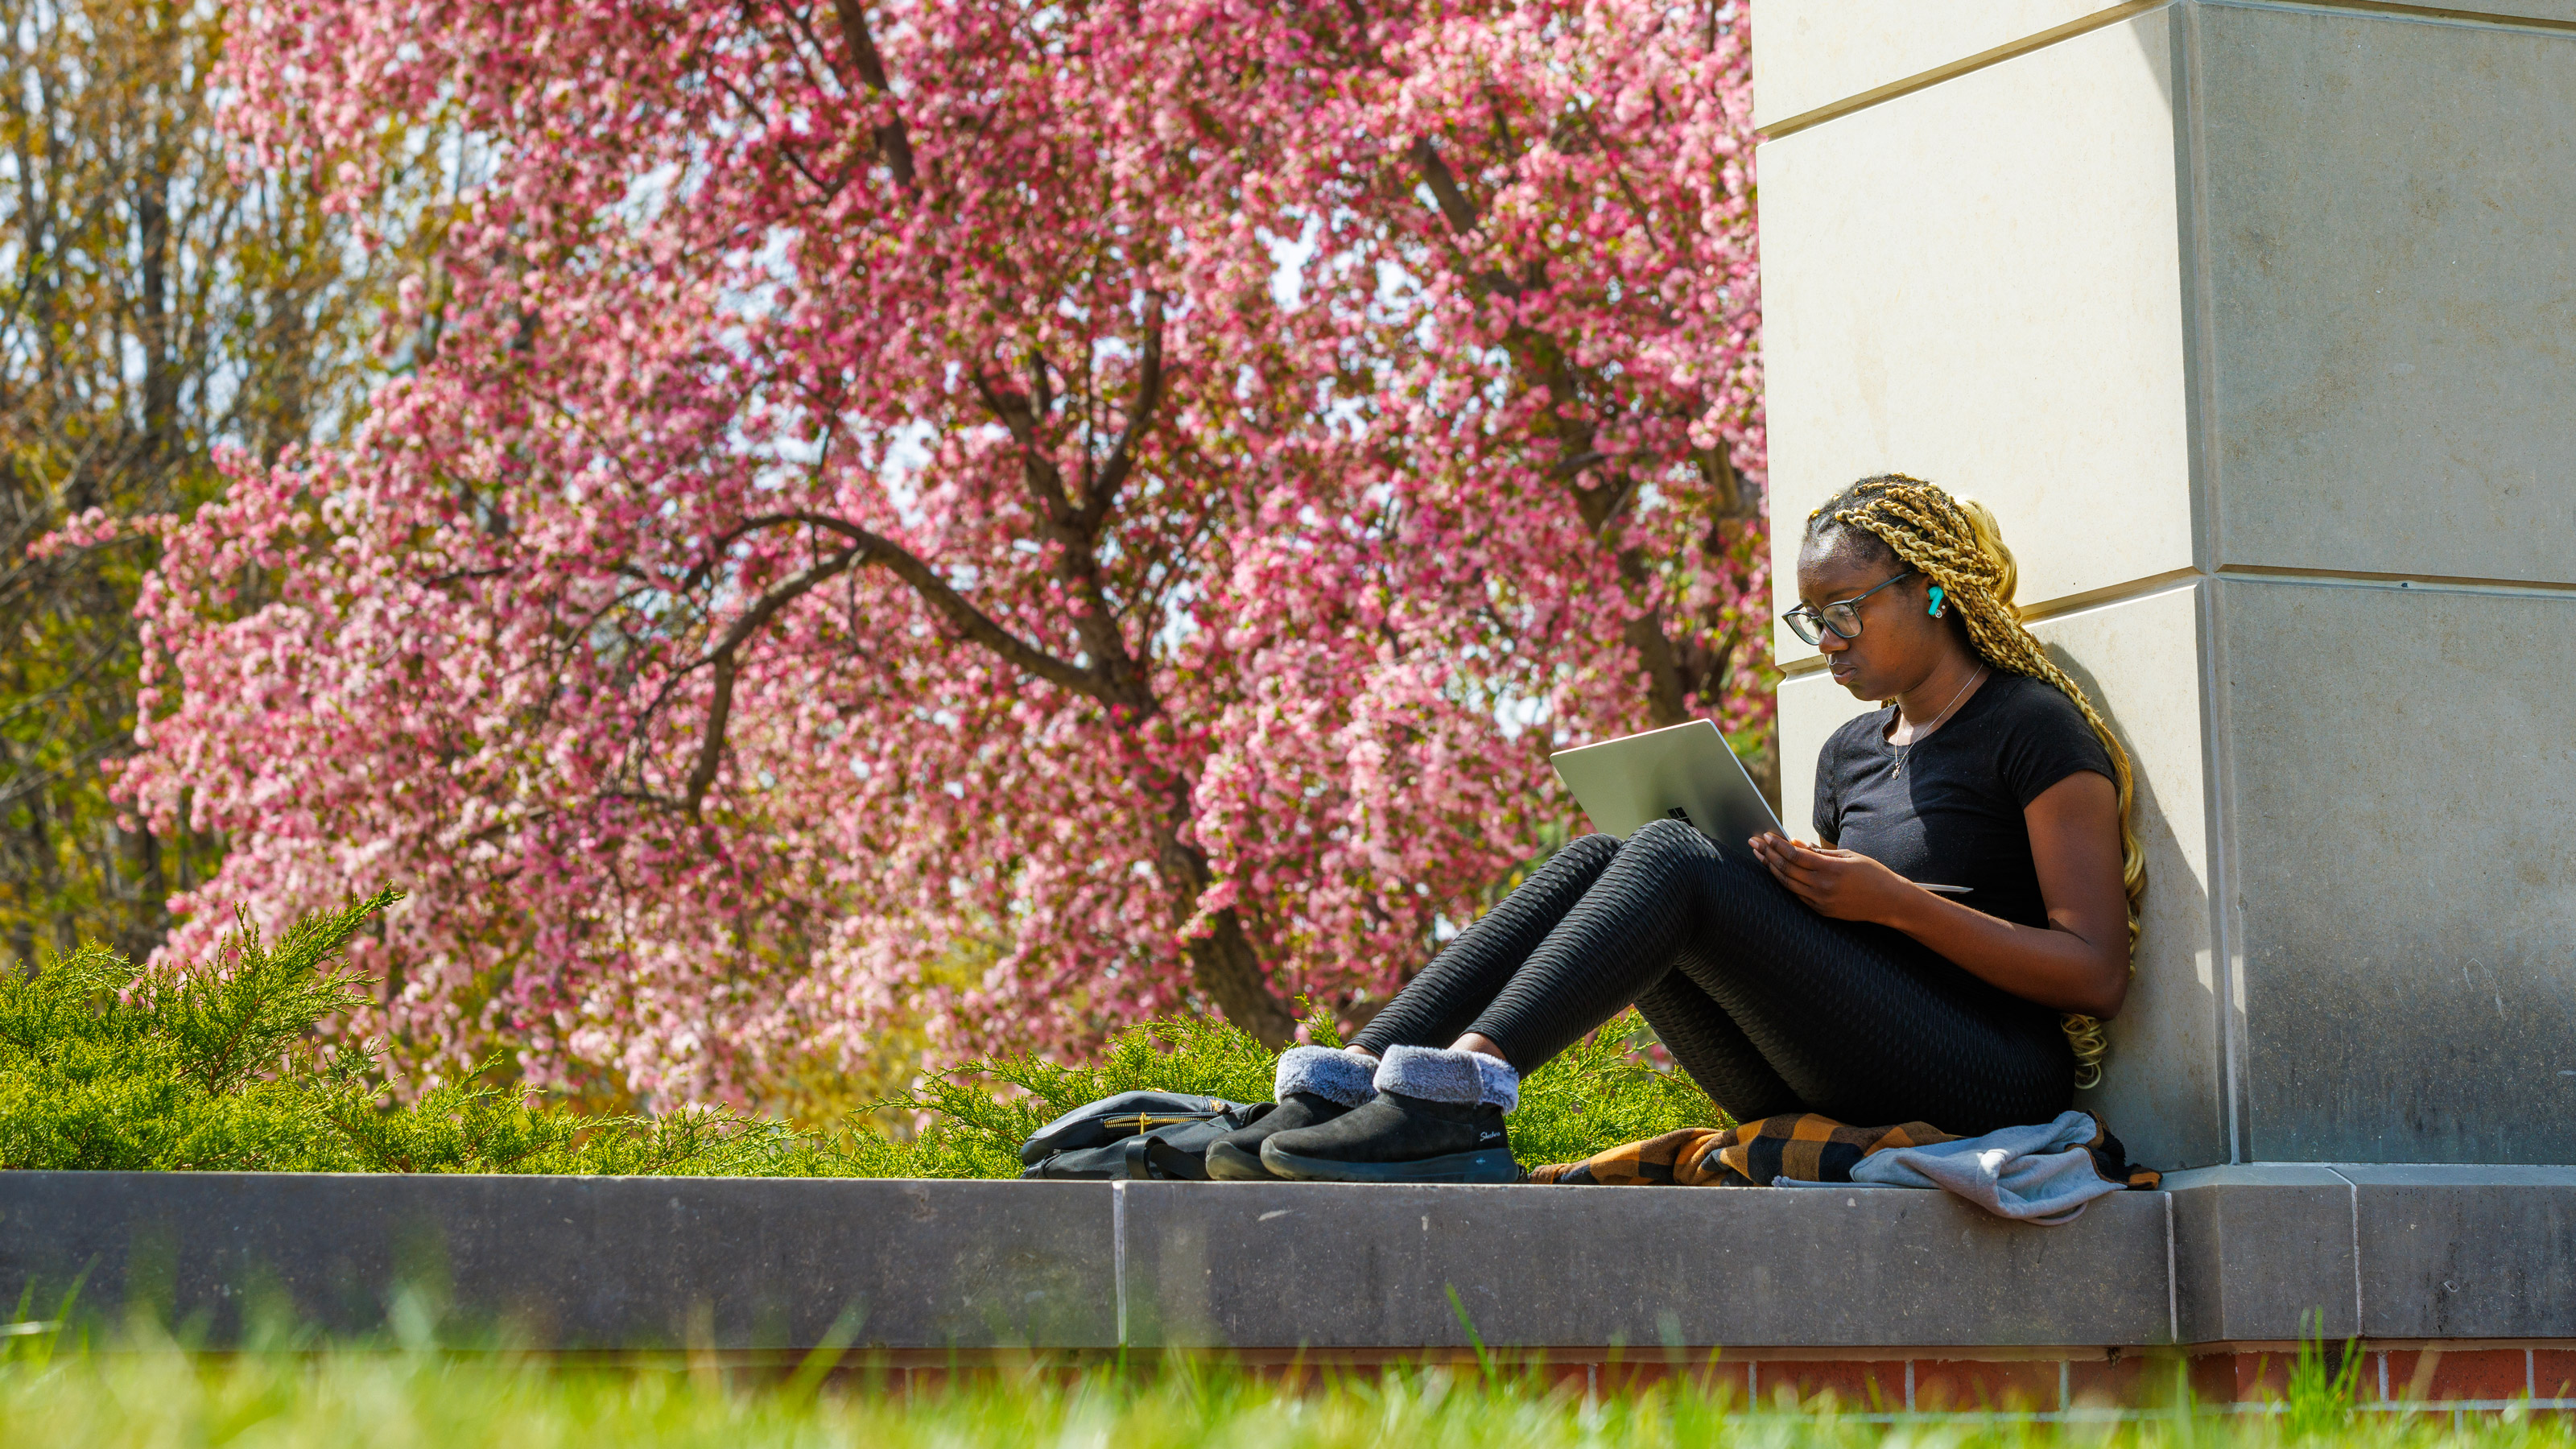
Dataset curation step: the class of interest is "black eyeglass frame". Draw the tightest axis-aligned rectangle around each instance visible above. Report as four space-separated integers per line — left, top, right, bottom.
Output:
1781 571 1918 646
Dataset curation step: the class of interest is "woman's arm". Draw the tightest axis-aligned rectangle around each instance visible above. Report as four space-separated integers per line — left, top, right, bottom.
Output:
1746 770 2130 1018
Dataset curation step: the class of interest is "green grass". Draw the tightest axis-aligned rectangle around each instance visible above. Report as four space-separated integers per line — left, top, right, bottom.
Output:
0 1327 2565 1449
1 895 1723 1177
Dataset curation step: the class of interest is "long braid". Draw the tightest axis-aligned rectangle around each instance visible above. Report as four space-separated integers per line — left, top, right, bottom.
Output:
1809 475 2144 1089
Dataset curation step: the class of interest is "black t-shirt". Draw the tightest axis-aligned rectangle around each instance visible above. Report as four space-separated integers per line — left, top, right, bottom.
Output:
1811 673 2115 931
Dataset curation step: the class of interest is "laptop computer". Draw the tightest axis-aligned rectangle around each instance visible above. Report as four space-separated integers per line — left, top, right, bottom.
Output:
1548 719 1785 849
1550 720 1972 894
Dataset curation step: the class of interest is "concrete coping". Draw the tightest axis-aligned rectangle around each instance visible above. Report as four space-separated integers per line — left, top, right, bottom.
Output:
2 1165 2570 1353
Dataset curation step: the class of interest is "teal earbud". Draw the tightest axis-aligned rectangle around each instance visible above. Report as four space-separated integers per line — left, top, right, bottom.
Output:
1928 584 1947 619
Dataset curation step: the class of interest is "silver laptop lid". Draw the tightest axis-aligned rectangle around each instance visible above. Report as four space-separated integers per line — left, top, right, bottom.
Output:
1548 719 1785 848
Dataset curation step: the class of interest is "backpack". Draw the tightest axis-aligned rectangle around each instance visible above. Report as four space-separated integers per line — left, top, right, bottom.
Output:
1016 1090 1273 1180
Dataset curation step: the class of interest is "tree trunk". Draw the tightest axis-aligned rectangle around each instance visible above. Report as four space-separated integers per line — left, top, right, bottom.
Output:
1140 768 1296 1046
115 822 167 963
1186 898 1298 1047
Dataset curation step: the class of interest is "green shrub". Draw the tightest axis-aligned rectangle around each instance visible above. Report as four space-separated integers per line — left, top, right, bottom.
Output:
0 892 824 1175
0 892 395 1172
2 896 1723 1178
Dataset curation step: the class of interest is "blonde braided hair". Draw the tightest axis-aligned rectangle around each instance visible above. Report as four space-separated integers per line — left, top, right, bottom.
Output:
1807 475 2144 1089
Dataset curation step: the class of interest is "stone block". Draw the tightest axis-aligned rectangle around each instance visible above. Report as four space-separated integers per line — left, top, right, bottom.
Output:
2342 1164 2576 1339
2215 579 2576 1162
1750 0 2140 131
1118 1179 2174 1349
1761 0 2576 1171
10 1170 2576 1366
2165 1163 2358 1343
2402 2 2576 23
1755 1 2576 135
1759 9 2194 665
2194 3 2576 587
2033 584 2223 1170
0 1172 1116 1349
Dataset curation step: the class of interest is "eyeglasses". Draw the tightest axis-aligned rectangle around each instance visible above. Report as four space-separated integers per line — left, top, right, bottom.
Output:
1781 571 1916 646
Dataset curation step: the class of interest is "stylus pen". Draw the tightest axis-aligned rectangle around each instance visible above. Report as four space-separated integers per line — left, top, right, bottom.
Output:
1918 883 1972 895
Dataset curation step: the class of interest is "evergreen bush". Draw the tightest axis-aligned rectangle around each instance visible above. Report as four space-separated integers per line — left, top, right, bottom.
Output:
1 896 1722 1178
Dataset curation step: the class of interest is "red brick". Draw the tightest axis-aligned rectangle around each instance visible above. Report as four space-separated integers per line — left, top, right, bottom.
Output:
2533 1351 2576 1402
2383 1348 2530 1405
1535 1361 1658 1392
2066 1355 2157 1407
1534 1360 1594 1397
1592 1360 1682 1397
1750 1359 1904 1410
2185 1352 2238 1404
1912 1359 2058 1412
1670 1360 1759 1405
1248 1360 1344 1393
2187 1351 2294 1404
898 1365 961 1397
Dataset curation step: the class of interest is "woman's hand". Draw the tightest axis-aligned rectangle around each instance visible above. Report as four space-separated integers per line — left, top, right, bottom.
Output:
1747 772 2131 1018
1747 833 1925 925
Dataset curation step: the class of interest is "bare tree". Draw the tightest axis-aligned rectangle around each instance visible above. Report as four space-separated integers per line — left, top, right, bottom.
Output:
0 0 411 963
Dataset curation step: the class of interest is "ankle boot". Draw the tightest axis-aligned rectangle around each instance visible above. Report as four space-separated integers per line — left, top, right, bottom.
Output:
1205 1046 1377 1180
1257 1044 1518 1184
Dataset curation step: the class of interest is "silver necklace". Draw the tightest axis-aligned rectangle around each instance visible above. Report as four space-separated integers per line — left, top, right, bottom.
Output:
1890 666 1984 778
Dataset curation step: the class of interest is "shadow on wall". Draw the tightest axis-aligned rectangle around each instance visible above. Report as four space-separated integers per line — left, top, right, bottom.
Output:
2045 638 2222 1172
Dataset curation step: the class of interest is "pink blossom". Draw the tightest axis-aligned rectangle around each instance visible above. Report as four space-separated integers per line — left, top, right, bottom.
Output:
126 0 1769 1100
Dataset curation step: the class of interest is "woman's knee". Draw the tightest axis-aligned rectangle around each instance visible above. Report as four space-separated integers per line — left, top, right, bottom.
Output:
1621 815 1788 914
1625 815 1721 861
1554 830 1622 872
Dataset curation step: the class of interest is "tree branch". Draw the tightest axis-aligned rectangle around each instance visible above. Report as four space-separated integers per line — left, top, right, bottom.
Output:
964 318 1166 709
1080 291 1162 532
972 372 1075 526
724 511 1109 701
1407 137 1525 300
687 547 858 815
1407 137 1480 237
829 0 917 189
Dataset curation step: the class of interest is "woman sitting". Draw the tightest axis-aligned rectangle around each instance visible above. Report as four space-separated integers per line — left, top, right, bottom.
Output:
1207 474 2144 1184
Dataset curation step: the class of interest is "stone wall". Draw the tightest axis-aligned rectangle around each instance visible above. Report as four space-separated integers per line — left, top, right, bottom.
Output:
8 1168 2574 1407
1754 0 2576 1167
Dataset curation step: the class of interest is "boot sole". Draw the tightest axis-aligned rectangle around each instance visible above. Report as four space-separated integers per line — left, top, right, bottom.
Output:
1203 1141 1277 1181
1257 1142 1518 1185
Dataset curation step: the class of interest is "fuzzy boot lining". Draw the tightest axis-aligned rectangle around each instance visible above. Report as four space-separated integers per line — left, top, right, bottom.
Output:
1374 1043 1520 1113
1274 1045 1378 1108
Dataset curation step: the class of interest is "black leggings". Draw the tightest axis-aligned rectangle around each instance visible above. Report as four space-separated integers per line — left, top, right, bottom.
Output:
1348 818 2073 1133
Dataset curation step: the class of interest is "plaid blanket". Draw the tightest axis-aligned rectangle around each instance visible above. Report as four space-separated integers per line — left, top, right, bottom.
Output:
1526 1112 2161 1191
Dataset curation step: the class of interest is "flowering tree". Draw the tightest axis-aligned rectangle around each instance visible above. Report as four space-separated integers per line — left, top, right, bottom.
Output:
118 0 1765 1099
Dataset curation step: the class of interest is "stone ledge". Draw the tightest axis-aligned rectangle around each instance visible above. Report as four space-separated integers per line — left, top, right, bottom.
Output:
2 1166 2568 1356
1123 1179 2168 1348
2165 1164 2576 1342
0 1174 1115 1350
